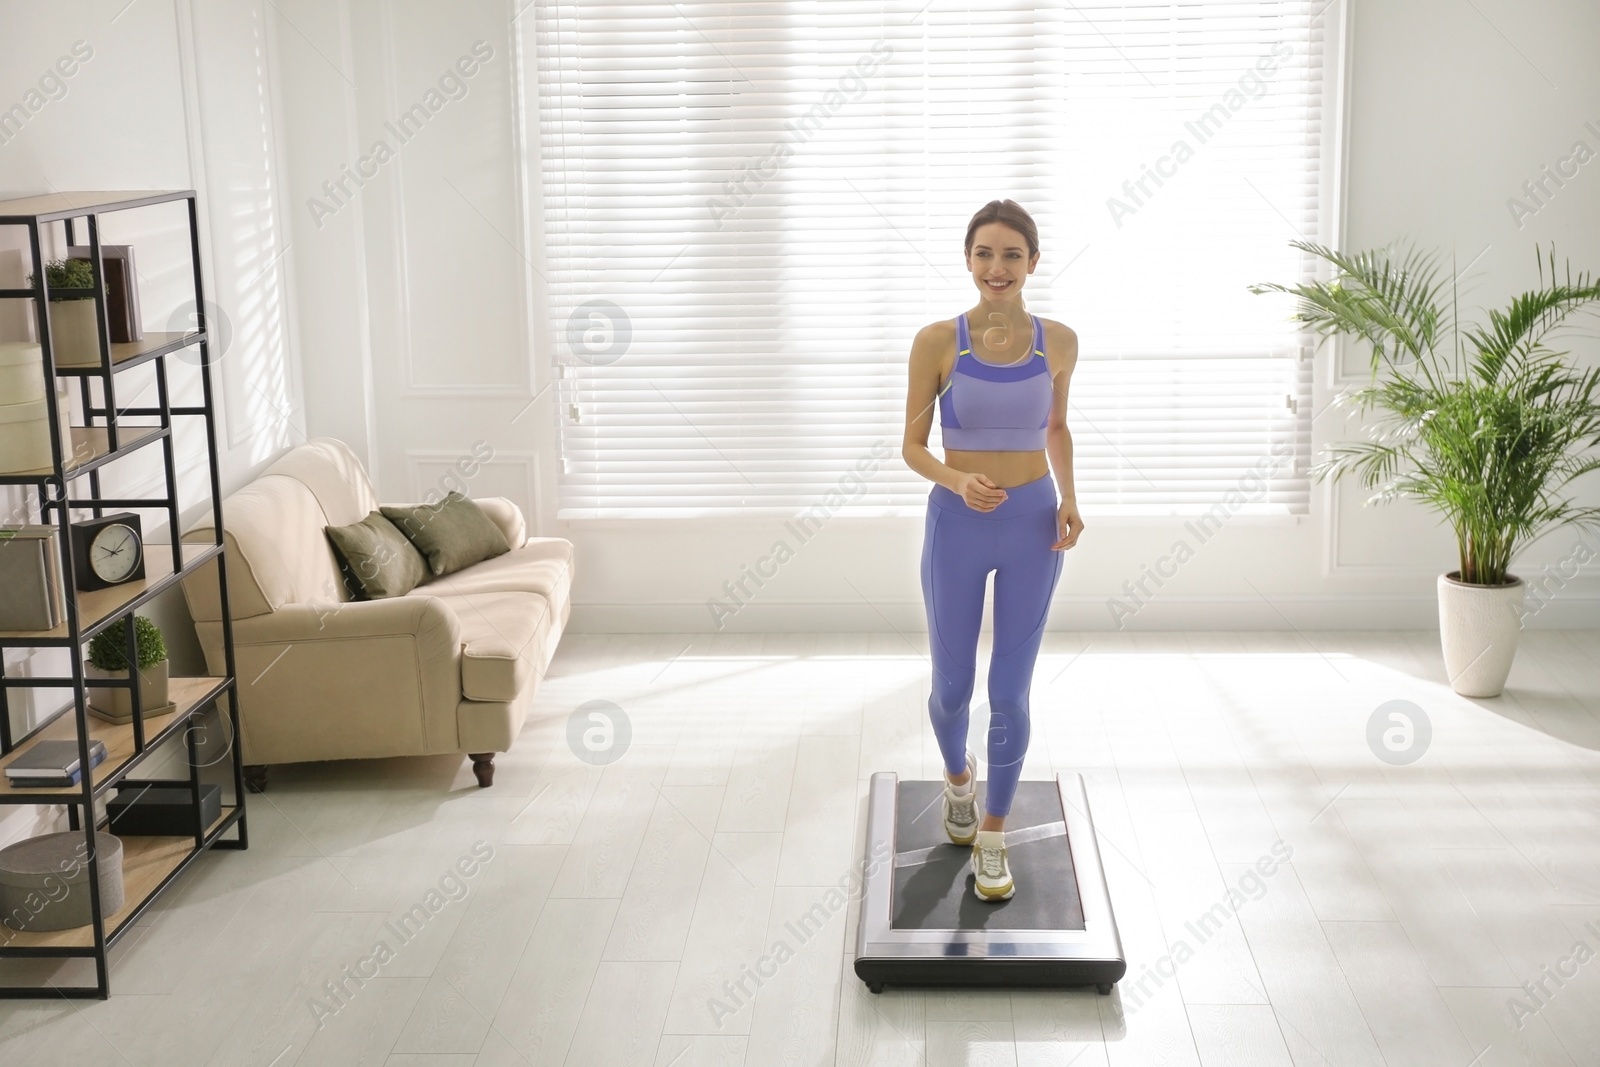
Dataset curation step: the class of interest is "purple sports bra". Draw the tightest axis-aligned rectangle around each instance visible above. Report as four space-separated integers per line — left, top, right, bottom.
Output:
937 313 1052 451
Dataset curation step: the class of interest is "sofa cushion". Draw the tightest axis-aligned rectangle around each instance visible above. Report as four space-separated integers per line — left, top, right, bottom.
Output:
406 538 573 607
432 591 553 702
381 493 511 578
325 511 429 599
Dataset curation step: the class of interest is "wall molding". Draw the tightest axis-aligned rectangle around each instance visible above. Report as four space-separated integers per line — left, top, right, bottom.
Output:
376 5 528 398
403 446 539 521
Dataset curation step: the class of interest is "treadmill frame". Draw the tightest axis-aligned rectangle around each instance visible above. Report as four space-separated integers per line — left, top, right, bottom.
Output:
854 771 1126 993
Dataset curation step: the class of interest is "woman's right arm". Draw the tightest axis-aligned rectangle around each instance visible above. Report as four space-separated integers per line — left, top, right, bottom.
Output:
901 324 1006 510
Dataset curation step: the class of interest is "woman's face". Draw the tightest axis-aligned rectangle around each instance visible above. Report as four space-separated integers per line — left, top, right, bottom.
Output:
967 222 1038 300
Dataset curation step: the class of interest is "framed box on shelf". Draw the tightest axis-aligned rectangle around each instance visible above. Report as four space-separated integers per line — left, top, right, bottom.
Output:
0 525 67 630
66 244 142 343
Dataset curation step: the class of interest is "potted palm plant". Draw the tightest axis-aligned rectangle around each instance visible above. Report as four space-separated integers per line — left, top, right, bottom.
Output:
28 258 101 367
85 615 171 723
1252 241 1600 697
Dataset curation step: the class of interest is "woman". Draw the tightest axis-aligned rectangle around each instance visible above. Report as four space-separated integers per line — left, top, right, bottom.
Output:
900 199 1082 901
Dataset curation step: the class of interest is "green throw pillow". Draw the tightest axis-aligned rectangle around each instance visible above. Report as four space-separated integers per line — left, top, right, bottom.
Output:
324 511 429 599
380 493 511 578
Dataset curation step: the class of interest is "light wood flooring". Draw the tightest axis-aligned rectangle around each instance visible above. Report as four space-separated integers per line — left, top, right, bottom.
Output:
2 629 1599 1066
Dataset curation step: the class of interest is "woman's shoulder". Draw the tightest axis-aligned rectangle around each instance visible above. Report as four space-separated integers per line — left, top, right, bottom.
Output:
910 317 960 353
1036 317 1079 361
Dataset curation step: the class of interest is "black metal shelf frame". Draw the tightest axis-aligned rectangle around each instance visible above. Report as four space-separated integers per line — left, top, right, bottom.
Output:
0 190 247 999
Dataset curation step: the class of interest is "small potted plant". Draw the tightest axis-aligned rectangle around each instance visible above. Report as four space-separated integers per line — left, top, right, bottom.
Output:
28 258 100 367
1252 242 1600 697
85 615 170 723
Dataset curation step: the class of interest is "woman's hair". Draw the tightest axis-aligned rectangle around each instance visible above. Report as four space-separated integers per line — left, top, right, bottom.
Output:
964 199 1039 261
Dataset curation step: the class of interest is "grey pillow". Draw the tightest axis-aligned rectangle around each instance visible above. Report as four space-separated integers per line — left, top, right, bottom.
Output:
324 511 429 599
380 493 511 578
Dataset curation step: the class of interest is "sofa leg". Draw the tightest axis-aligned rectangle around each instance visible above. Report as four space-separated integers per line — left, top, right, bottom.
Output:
468 753 496 788
243 765 268 794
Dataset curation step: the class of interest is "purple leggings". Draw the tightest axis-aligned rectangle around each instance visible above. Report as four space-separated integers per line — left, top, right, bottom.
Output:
920 474 1063 818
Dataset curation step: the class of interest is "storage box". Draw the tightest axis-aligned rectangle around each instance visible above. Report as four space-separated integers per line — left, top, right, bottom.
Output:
0 831 124 932
107 781 222 836
0 380 73 474
0 525 67 630
0 342 45 404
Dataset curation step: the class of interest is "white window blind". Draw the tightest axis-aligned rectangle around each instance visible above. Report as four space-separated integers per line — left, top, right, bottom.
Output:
529 0 1323 518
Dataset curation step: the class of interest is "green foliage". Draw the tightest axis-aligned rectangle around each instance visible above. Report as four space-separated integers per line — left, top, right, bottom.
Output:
27 258 95 299
1251 242 1600 585
87 615 167 672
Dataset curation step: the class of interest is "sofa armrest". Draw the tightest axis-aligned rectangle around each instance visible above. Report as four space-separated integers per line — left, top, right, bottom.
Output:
471 496 526 550
220 598 466 761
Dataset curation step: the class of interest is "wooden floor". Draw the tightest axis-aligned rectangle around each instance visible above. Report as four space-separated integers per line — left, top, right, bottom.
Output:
3 629 1599 1066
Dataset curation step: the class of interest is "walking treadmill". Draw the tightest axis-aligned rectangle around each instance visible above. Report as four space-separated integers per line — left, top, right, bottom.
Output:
854 771 1125 994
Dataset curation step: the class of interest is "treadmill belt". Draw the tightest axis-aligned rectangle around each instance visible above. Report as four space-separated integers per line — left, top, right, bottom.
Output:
891 780 1085 931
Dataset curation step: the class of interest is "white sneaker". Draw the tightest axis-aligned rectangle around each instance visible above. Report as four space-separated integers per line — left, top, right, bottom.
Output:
941 751 978 845
970 829 1015 901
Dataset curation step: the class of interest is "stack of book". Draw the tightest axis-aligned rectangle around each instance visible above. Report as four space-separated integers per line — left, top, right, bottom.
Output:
4 739 108 789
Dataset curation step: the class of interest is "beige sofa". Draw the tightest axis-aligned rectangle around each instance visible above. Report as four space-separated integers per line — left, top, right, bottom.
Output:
179 437 572 790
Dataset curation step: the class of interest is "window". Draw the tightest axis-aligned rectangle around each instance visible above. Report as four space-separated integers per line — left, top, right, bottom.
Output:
527 1 1327 517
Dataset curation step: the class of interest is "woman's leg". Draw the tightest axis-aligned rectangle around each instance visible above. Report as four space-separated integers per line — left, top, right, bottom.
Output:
921 498 990 780
983 498 1065 820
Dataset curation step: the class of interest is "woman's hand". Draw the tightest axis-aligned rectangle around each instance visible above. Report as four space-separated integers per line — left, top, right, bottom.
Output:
955 471 1008 512
1051 498 1083 550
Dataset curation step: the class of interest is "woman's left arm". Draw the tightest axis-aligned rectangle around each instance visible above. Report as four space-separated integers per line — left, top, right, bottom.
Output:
1045 321 1082 551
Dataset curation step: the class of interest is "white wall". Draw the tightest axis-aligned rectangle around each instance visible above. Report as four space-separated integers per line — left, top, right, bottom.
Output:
274 0 1600 635
0 0 303 845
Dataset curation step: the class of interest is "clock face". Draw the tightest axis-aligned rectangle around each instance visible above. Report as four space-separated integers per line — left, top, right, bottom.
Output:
90 523 141 583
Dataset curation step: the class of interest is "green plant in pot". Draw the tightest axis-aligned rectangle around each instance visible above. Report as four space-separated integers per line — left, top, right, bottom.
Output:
27 257 101 367
85 615 171 723
1251 241 1600 696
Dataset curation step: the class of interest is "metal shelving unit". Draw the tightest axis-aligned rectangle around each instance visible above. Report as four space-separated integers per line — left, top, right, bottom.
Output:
0 190 246 999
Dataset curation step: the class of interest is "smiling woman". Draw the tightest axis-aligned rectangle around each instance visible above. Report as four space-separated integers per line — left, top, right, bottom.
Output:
899 198 1082 903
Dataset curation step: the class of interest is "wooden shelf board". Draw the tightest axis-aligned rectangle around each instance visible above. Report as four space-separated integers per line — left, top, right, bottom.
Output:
0 805 237 949
4 424 165 480
0 540 212 642
53 331 202 374
0 676 227 797
0 191 191 222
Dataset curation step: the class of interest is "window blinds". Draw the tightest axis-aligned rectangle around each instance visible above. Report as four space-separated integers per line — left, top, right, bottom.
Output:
529 1 1323 518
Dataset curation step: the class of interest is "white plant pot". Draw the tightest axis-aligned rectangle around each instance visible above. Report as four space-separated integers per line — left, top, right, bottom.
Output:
86 658 169 718
1437 572 1524 697
48 299 102 367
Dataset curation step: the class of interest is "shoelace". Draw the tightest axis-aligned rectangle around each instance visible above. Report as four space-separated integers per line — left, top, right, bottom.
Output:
947 790 976 821
976 841 1007 877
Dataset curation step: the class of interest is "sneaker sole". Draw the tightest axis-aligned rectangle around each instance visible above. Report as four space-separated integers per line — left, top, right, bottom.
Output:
973 877 1015 901
970 848 1014 900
